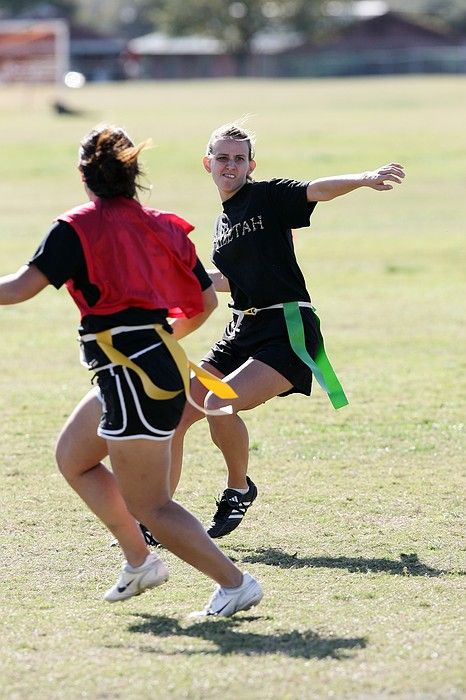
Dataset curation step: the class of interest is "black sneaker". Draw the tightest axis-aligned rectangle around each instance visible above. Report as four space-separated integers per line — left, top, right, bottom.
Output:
139 523 160 548
207 476 258 538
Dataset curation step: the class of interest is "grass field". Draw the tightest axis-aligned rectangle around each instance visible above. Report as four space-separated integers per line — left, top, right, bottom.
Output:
0 76 465 700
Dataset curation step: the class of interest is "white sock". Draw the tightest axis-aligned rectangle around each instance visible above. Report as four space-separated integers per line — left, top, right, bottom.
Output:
229 486 249 495
126 553 153 571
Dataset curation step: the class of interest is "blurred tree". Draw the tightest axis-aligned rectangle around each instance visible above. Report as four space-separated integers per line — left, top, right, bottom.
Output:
0 1 155 35
1 0 464 35
148 0 327 74
73 0 156 37
386 0 465 14
151 0 327 45
0 1 76 19
330 0 466 30
387 0 466 29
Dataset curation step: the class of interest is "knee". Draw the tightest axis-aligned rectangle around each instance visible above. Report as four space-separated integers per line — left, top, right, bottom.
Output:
55 436 72 480
126 497 171 527
55 434 99 484
55 446 82 485
204 390 236 415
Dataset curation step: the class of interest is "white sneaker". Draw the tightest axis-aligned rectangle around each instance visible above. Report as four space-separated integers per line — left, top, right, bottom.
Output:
104 552 169 603
191 571 263 617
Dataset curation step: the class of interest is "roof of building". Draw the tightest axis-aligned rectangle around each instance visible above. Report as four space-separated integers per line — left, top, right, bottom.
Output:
127 30 303 56
319 10 461 50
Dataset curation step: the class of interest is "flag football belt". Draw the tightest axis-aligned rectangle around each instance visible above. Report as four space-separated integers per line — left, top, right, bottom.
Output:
232 301 348 410
82 323 237 416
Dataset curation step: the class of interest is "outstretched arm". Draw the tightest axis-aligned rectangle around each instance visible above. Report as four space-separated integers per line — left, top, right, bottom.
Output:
0 264 50 305
307 163 405 202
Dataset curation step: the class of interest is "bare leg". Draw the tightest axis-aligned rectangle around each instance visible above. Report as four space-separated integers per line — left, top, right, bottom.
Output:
108 438 243 588
205 359 292 489
55 388 149 567
170 362 223 495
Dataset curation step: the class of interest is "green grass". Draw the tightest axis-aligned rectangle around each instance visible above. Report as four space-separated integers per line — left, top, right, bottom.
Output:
0 76 465 700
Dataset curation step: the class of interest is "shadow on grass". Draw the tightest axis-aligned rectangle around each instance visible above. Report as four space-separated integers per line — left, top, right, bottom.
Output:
234 548 458 577
127 614 367 659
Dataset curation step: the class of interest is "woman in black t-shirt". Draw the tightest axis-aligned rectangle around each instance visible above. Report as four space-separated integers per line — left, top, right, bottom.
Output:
0 124 263 617
169 121 405 540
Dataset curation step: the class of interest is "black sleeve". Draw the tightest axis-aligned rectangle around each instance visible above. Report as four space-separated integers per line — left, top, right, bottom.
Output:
29 220 86 289
268 178 317 230
192 257 213 291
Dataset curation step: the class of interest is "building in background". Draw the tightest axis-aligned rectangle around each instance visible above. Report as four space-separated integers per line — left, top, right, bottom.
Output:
125 11 466 79
124 31 301 80
69 23 126 81
283 10 466 76
1 10 464 84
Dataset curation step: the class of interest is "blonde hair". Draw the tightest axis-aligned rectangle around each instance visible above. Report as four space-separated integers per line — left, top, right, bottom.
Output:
205 117 256 160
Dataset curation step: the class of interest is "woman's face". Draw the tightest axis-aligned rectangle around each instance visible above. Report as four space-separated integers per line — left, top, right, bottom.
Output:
203 139 256 201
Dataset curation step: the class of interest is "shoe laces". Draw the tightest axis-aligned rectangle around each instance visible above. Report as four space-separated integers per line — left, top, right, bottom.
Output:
205 585 227 614
213 493 231 513
210 492 248 525
115 567 135 588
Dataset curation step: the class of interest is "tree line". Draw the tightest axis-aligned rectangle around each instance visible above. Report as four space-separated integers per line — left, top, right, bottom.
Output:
0 0 465 48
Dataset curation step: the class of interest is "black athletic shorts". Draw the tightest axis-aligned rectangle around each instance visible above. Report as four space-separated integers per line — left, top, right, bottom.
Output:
203 306 320 396
81 325 186 440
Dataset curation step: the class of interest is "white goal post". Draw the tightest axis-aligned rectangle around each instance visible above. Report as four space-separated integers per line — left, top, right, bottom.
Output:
0 19 69 84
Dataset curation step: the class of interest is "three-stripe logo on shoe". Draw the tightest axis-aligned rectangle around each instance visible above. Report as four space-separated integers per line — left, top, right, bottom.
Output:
228 495 251 517
207 478 258 538
117 579 134 593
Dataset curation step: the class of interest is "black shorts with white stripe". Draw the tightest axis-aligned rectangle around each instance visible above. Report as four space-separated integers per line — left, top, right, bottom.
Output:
203 306 320 397
84 326 186 441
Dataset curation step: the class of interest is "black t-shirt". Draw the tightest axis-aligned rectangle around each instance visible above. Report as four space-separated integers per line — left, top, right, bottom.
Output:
212 179 317 310
29 220 212 332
